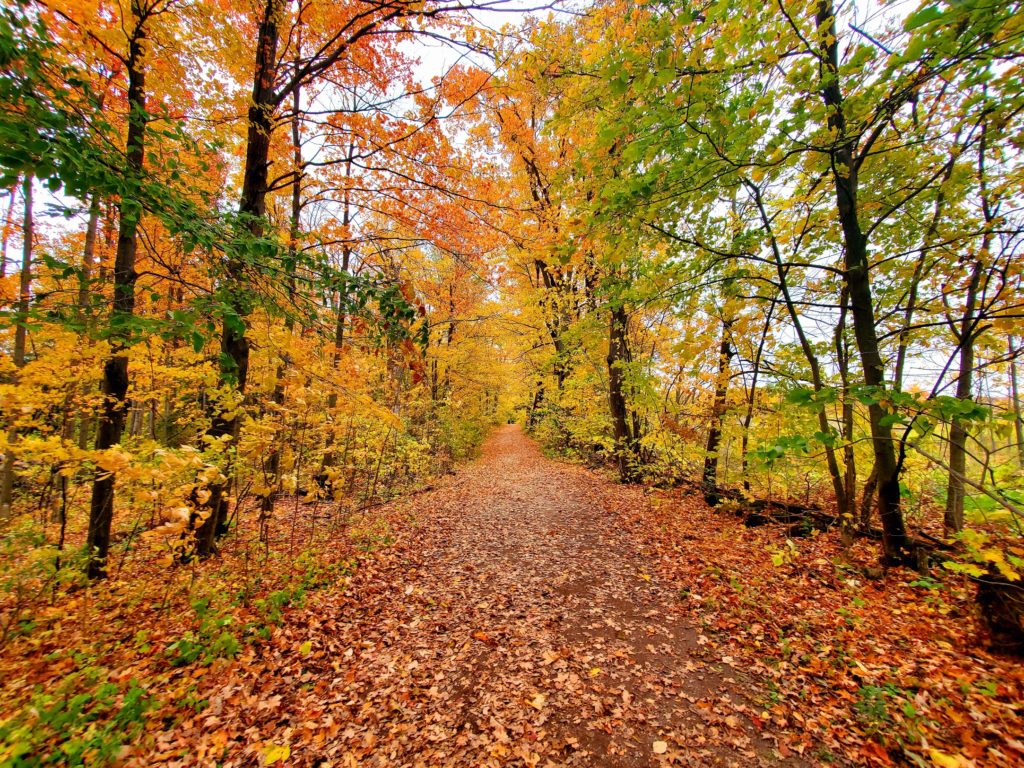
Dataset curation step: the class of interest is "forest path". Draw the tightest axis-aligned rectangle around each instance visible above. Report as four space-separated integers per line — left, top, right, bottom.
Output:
199 426 800 767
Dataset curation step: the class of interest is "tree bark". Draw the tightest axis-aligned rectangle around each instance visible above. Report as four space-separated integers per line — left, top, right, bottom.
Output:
703 317 733 505
86 4 147 578
816 0 908 564
945 124 993 536
1010 336 1024 466
78 194 100 317
608 303 639 482
13 175 32 368
1 176 33 519
195 0 284 557
945 258 983 535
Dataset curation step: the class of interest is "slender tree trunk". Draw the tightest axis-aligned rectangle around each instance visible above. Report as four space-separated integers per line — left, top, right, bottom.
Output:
817 0 908 564
1009 336 1024 466
747 180 848 515
86 6 148 578
945 345 975 535
608 303 638 482
703 317 733 505
195 0 284 557
263 20 303 516
0 184 16 279
893 139 958 392
13 175 32 367
836 287 857 545
945 258 983 535
945 132 994 535
74 196 101 451
78 194 100 316
1 177 33 518
859 466 878 531
321 139 355 474
741 298 776 492
528 379 545 427
535 258 571 390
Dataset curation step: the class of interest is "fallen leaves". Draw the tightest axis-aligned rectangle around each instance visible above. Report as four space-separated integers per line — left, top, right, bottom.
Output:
621 477 1024 767
260 743 290 764
928 749 974 768
13 427 1015 768
527 692 547 710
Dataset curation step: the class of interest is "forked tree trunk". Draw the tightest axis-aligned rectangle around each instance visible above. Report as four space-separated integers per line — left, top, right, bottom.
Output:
945 258 983 536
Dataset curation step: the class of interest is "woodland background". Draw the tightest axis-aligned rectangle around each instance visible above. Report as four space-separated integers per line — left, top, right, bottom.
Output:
0 0 1023 765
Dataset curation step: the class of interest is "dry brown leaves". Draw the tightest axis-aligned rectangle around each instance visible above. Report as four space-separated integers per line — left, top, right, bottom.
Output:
605 481 1024 767
8 426 1015 768
139 426 802 766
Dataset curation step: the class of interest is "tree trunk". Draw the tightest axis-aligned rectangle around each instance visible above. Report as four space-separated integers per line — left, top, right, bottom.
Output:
703 317 733 505
946 121 995 536
528 379 544 427
195 0 284 557
78 194 100 316
816 0 908 564
747 180 848 517
321 139 355 475
86 6 147 579
859 464 878 531
608 303 639 482
1 176 33 519
1010 336 1024 466
262 22 303 517
13 175 32 367
74 196 101 452
945 259 983 535
0 184 16 279
741 298 776 492
836 286 858 545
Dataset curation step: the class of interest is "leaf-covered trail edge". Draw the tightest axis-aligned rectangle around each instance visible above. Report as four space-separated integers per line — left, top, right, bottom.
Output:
158 425 802 767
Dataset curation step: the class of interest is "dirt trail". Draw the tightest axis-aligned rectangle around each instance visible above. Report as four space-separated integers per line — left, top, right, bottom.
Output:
199 426 800 767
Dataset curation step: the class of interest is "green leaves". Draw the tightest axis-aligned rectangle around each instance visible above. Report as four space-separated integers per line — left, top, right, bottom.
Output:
609 76 630 96
750 435 812 467
903 5 944 31
785 386 838 411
